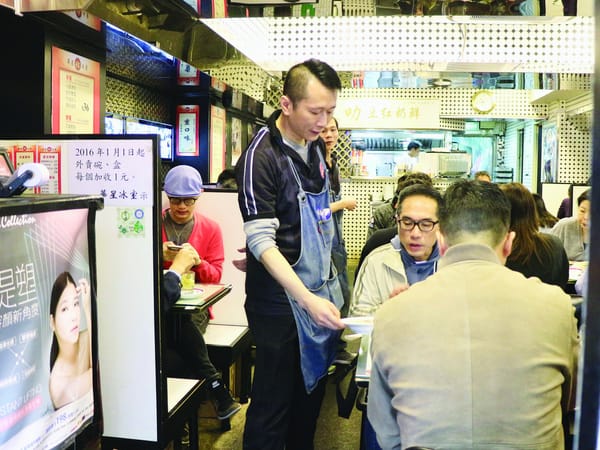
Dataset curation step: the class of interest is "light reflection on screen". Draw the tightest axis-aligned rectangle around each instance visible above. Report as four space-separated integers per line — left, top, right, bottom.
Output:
105 115 173 160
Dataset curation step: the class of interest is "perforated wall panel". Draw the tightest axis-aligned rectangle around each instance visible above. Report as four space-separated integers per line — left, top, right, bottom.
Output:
208 63 279 103
106 29 175 91
340 178 397 259
559 74 592 90
105 28 174 123
342 0 376 16
341 177 456 259
333 131 353 177
106 77 171 123
557 113 592 183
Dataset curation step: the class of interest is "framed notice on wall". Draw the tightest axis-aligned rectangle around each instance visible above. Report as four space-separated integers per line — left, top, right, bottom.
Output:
51 47 101 134
210 105 226 183
176 105 200 157
230 117 242 166
176 61 200 86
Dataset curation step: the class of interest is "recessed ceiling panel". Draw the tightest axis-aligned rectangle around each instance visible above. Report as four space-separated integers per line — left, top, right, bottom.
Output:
201 15 594 74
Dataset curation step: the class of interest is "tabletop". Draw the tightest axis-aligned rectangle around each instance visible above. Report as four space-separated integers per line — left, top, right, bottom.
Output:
172 283 232 312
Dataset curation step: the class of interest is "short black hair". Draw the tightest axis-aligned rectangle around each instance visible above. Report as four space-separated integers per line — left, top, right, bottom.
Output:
440 179 511 247
407 141 422 151
474 170 491 180
396 184 444 217
578 188 591 206
217 168 237 189
283 59 341 104
391 172 433 209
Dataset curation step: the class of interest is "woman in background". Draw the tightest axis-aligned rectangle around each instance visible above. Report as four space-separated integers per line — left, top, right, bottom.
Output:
500 183 569 290
551 188 590 261
320 117 357 317
49 272 92 409
533 192 559 232
557 184 573 219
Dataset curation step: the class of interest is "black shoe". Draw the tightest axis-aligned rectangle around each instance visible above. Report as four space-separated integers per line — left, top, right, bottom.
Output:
209 377 242 420
333 350 358 365
215 399 242 420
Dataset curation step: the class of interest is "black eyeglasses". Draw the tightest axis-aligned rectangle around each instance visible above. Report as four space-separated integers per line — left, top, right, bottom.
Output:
169 197 198 206
396 216 439 232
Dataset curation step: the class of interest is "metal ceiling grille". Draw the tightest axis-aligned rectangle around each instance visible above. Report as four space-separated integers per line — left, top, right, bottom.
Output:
201 16 594 74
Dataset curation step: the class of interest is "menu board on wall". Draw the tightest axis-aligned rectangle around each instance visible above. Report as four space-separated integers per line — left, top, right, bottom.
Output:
210 105 226 183
0 207 95 450
37 144 62 194
0 143 63 194
51 47 101 134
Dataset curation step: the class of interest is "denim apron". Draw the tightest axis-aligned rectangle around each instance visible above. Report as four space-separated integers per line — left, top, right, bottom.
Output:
285 154 343 394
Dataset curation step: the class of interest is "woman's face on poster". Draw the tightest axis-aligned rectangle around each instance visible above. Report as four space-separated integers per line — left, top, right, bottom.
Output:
51 282 81 344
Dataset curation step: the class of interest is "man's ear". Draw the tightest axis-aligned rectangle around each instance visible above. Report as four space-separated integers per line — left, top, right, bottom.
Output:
437 230 449 256
502 231 516 259
280 95 293 115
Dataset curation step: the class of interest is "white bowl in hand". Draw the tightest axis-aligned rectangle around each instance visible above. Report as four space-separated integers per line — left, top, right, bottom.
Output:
341 316 374 335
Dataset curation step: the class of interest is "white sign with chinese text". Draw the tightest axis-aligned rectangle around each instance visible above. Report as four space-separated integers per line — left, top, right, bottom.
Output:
64 138 154 207
336 98 441 129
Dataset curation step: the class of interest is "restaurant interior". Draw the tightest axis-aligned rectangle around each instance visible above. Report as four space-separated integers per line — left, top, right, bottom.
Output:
0 0 598 448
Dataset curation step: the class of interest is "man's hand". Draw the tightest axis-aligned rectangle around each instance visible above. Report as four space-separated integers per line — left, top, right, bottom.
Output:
232 247 247 272
389 283 409 299
302 293 345 330
343 198 358 211
163 241 179 262
169 246 200 275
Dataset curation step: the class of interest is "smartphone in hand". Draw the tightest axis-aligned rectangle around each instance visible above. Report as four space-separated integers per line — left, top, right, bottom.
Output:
168 244 184 251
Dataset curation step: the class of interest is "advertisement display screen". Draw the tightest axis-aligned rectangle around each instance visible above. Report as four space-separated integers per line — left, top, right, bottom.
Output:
125 118 173 161
0 207 96 450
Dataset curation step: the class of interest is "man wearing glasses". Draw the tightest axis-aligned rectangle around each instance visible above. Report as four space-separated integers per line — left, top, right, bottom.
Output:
160 165 241 423
162 164 224 286
368 180 578 449
350 183 443 317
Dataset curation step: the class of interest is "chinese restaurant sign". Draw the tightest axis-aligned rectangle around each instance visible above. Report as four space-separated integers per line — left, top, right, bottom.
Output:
0 209 94 449
176 105 200 157
336 98 441 129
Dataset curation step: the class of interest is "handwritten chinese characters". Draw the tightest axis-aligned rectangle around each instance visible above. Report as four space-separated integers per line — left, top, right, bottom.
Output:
68 140 154 206
336 98 441 130
176 105 200 156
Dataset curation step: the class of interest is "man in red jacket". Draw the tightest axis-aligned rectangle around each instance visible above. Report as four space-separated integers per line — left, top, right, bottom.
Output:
162 165 224 285
161 165 239 423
